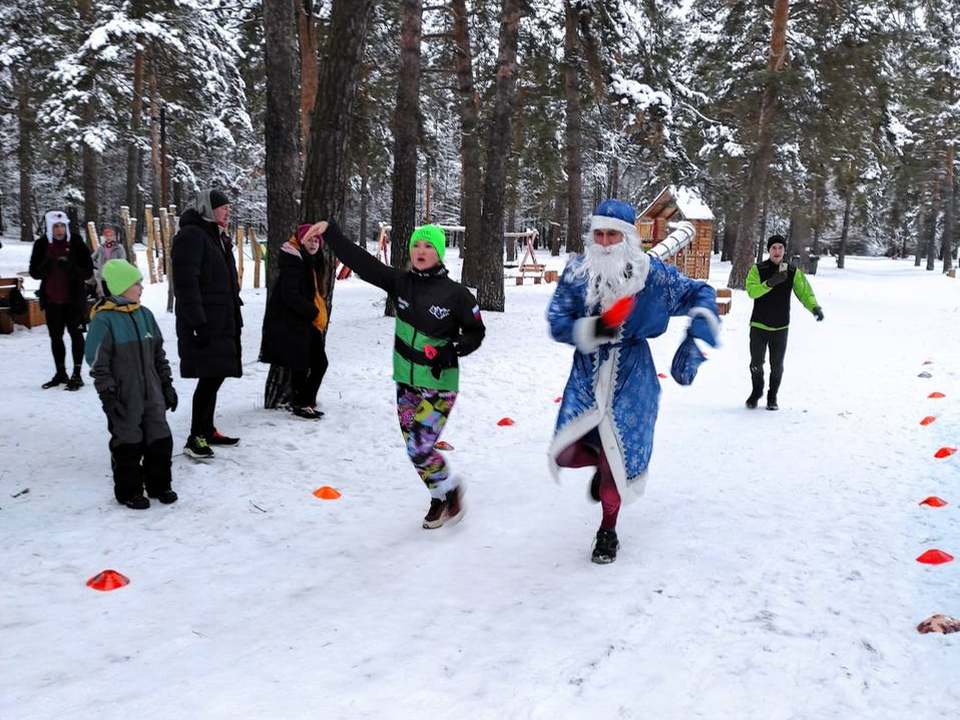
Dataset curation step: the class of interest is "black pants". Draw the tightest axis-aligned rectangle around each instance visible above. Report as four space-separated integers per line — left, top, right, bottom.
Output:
291 331 329 407
191 376 225 438
749 326 788 399
111 435 173 502
45 303 85 371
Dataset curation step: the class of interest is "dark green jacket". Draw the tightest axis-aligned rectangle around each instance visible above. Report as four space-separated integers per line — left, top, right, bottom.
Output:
746 260 819 331
85 298 173 445
324 221 485 391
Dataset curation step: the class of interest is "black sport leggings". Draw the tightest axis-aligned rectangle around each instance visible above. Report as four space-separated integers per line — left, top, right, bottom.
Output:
749 326 789 397
290 331 329 407
45 304 85 370
191 376 225 438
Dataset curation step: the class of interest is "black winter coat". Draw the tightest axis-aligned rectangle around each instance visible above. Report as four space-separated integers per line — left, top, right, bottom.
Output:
259 242 323 370
29 235 94 314
171 208 243 378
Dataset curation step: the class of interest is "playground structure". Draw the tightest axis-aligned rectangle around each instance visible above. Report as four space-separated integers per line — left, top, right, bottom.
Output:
638 185 715 280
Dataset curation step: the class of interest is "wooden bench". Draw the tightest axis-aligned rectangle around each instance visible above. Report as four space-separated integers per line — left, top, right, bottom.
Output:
516 263 545 285
0 276 45 332
715 287 732 316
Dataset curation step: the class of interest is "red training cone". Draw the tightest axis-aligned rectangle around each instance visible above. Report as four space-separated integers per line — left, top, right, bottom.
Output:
917 549 954 565
920 416 937 426
934 447 957 459
435 441 454 451
928 392 946 399
313 486 341 500
923 360 933 365
600 296 635 328
657 373 667 379
497 417 515 426
87 569 130 592
919 496 949 508
554 396 562 403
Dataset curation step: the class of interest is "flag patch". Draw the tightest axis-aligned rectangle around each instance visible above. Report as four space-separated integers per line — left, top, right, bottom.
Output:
472 305 481 320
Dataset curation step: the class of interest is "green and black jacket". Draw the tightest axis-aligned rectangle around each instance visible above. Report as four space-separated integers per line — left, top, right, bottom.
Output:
746 260 819 331
324 221 485 391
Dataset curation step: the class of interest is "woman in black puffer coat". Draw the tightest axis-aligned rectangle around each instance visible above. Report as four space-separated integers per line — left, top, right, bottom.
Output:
259 223 329 420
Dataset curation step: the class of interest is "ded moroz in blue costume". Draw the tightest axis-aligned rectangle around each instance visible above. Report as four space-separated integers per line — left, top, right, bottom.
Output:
547 199 721 564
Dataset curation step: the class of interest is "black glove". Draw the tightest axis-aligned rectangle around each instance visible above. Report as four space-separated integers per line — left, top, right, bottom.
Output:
813 306 824 322
766 271 788 288
192 323 211 349
430 343 459 380
163 384 178 412
593 316 618 341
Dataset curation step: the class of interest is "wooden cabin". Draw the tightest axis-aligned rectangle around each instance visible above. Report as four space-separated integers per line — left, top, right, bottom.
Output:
638 185 715 280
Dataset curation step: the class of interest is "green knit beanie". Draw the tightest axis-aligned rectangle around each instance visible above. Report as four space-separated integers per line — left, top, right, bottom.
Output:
102 259 143 296
409 224 446 262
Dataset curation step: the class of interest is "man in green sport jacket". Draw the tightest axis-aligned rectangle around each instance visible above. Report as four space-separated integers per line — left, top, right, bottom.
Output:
745 234 824 411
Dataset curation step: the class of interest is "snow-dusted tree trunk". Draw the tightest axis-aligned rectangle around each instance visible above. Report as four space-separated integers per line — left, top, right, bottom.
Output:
477 0 522 311
264 0 303 293
926 180 940 272
388 0 422 294
125 45 145 247
297 0 319 157
300 0 375 311
943 144 954 273
452 0 483 288
563 0 584 255
728 0 790 289
838 184 852 269
78 0 99 228
17 75 34 242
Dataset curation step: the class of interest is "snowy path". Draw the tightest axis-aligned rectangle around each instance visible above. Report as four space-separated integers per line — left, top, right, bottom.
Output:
1 242 958 719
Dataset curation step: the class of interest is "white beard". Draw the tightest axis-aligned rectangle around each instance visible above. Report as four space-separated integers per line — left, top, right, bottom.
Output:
579 241 649 310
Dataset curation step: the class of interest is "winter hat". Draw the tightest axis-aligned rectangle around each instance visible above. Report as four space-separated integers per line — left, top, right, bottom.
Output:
196 189 230 223
588 199 640 246
45 210 71 243
767 234 786 250
409 224 446 261
102 259 143 296
297 222 325 247
210 190 230 210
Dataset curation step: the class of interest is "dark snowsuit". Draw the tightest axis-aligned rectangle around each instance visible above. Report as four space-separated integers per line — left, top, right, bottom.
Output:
29 233 94 370
85 297 175 503
259 240 329 407
171 207 243 439
323 220 485 497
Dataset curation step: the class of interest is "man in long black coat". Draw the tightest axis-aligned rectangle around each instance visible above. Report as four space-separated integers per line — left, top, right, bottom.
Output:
172 189 243 460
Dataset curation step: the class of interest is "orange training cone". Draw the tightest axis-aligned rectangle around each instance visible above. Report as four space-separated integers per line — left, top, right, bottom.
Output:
497 417 515 426
920 416 937 426
934 447 957 459
928 392 946 399
917 549 954 565
87 569 130 592
436 441 454 451
919 496 949 508
313 486 341 500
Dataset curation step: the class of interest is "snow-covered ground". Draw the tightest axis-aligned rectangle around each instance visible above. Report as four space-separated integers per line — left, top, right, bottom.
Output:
1 237 958 720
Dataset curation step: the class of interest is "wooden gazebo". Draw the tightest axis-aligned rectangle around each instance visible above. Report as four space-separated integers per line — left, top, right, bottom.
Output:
638 186 715 279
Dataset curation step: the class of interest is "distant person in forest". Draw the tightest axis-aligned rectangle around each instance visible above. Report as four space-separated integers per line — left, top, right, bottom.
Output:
91 226 127 297
259 223 330 420
86 260 178 509
29 210 94 390
318 219 485 530
172 189 243 460
745 234 824 411
548 200 720 565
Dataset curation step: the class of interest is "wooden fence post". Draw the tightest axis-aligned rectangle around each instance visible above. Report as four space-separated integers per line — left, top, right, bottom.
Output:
86 221 100 251
236 226 245 287
144 205 157 283
249 228 261 289
153 217 163 281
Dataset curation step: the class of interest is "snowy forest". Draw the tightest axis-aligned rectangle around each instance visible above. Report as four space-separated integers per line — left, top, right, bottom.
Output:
0 0 957 308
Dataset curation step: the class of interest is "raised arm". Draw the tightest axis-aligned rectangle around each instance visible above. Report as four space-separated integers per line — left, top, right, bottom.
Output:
322 220 403 293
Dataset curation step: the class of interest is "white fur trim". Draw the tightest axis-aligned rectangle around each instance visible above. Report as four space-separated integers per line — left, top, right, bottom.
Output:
688 306 722 348
588 216 640 244
573 317 609 353
45 211 71 242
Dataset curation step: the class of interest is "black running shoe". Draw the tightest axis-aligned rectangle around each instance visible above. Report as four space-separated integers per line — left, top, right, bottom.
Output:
291 405 322 420
422 498 446 529
443 486 465 526
149 490 178 505
591 529 620 564
42 371 69 389
745 393 760 409
766 395 779 411
184 435 215 460
65 369 84 391
209 429 241 445
122 495 150 510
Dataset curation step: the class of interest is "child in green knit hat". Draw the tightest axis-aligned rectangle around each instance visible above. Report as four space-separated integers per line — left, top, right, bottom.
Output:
85 260 179 509
319 220 485 529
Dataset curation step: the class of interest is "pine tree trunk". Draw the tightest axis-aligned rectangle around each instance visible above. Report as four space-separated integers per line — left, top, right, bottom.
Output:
149 65 161 209
563 0 584 254
297 0 319 156
264 0 303 293
838 184 852 269
727 0 789 289
359 151 370 246
78 0 99 229
812 180 821 256
125 46 145 250
17 74 34 242
926 180 940 271
943 144 954 273
477 0 522 311
388 0 422 311
504 92 525 264
300 0 375 313
452 0 483 287
915 196 924 267
755 192 769 264
609 156 619 198
550 196 562 256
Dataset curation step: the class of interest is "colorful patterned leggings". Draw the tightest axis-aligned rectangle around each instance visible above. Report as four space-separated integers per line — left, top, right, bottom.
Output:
396 383 458 498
